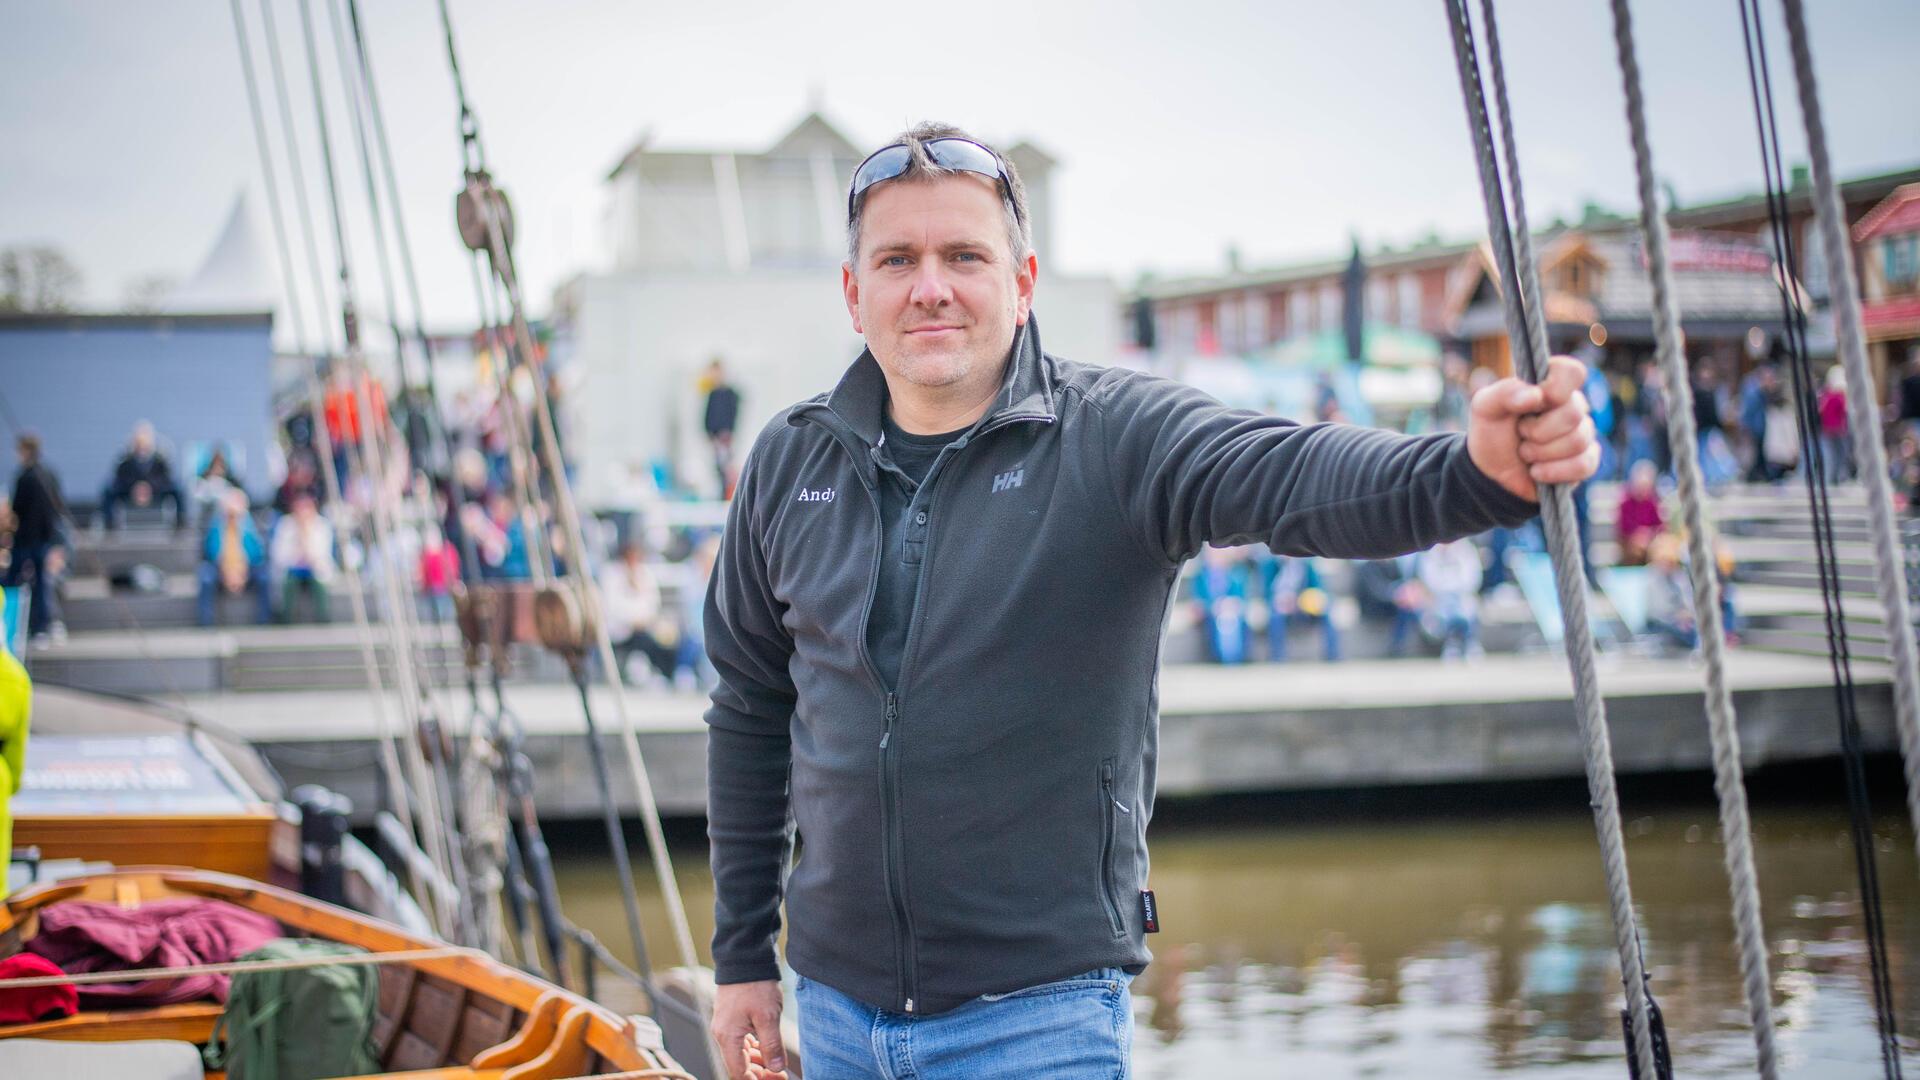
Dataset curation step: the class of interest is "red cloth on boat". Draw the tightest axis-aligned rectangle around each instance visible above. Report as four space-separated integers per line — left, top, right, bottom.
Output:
0 952 78 1022
24 897 282 1006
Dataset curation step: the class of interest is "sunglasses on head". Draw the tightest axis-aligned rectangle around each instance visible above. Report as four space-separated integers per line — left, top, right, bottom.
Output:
847 137 1021 224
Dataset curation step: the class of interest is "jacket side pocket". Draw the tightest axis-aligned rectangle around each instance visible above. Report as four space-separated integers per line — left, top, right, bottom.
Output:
1098 757 1127 937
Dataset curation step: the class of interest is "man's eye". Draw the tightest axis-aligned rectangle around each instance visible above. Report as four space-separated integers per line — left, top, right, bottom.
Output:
953 252 981 262
883 256 911 267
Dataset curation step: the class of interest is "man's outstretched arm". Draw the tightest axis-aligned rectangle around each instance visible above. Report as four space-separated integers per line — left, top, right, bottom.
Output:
1092 355 1598 565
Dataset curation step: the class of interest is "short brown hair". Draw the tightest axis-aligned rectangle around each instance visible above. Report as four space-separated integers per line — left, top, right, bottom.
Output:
847 121 1030 266
16 434 40 461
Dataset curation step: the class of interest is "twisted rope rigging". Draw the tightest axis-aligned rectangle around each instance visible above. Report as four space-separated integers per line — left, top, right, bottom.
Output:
432 0 702 978
1778 0 1920 880
1605 1 1780 1074
1777 1 1919 1072
289 0 462 938
1440 2 1658 1075
231 0 434 927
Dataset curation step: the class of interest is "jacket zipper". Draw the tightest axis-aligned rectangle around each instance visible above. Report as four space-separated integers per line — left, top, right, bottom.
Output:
804 405 1053 1013
1099 759 1126 935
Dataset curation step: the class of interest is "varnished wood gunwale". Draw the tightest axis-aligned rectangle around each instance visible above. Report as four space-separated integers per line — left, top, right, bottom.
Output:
0 868 675 1076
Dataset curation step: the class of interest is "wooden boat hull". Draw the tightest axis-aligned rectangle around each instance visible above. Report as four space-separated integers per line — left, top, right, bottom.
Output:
0 868 688 1079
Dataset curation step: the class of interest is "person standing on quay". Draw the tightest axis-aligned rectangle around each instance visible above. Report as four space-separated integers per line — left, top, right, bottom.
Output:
702 123 1600 1080
702 357 743 499
6 435 67 643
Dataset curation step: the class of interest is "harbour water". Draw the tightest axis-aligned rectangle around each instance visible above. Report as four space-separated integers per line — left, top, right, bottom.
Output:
550 777 1920 1076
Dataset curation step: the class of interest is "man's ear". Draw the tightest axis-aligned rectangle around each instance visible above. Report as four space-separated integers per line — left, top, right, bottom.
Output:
842 262 863 335
1014 250 1039 326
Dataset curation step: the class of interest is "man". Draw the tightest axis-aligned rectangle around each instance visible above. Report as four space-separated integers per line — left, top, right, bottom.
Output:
704 123 1598 1079
6 435 67 643
702 357 743 498
99 421 184 531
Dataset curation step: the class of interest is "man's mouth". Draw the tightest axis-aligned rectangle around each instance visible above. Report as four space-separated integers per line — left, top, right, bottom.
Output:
906 325 964 336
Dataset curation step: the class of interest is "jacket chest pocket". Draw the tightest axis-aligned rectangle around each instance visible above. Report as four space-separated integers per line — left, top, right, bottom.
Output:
1098 757 1129 937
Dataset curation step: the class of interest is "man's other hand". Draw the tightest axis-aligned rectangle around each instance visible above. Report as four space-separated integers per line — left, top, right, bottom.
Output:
1467 355 1601 503
712 979 787 1080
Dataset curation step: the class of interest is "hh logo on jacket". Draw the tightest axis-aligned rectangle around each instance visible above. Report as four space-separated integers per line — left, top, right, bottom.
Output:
991 469 1024 494
796 487 836 503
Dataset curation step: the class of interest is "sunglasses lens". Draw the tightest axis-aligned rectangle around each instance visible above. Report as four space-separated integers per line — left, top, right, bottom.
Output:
922 138 1002 179
851 144 913 203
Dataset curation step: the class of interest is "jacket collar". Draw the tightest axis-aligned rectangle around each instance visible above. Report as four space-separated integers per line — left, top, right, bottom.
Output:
801 312 1057 447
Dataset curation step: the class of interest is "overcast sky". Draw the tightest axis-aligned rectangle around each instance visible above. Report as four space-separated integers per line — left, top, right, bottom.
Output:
3 0 1916 345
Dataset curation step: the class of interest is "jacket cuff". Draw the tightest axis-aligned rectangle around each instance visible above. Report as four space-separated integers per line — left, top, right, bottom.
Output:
713 955 783 985
1449 439 1540 528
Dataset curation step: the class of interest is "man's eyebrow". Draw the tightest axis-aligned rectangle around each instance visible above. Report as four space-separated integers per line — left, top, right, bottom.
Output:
869 238 995 258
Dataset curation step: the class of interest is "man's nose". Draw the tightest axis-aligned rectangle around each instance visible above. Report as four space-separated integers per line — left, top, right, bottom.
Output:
908 262 952 308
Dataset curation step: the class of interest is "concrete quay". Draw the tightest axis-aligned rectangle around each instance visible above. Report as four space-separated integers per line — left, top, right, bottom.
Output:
170 650 1897 825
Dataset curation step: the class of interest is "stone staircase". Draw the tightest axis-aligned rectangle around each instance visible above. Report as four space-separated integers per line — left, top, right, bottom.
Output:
1710 485 1920 661
28 526 578 694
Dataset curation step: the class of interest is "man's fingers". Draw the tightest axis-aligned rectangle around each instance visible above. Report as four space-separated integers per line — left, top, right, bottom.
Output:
1520 418 1596 464
713 1020 752 1080
1540 355 1588 406
1530 444 1603 486
1519 405 1590 446
754 1015 788 1076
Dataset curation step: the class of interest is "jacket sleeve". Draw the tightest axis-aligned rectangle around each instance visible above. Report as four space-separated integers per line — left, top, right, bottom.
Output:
702 431 798 985
1091 370 1539 567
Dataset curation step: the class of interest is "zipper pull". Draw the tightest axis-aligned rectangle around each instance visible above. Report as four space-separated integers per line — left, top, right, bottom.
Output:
881 693 897 749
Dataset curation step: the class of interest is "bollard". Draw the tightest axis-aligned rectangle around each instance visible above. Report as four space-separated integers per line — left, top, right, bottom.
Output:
294 785 352 907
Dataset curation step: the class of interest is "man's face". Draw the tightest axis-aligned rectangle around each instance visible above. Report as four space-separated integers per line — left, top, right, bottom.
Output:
842 174 1036 392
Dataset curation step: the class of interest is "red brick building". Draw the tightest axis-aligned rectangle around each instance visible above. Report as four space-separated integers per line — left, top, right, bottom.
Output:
1129 164 1920 392
1132 241 1474 359
1852 182 1920 383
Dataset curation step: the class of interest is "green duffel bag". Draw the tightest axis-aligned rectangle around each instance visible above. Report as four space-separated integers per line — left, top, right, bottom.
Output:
203 938 382 1080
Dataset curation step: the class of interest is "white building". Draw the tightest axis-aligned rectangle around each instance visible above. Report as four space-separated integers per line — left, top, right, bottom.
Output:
566 112 1119 505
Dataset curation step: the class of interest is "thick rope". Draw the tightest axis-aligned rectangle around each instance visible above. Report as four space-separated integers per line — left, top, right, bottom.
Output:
0 946 478 990
1440 3 1658 1076
432 0 702 973
1606 1 1779 1074
1779 0 1920 872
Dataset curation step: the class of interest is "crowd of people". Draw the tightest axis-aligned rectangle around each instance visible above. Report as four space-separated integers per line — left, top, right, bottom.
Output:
4 346 1918 663
0 362 722 687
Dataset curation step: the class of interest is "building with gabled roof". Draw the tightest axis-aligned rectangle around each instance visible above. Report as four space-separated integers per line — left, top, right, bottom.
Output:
568 111 1116 503
1853 182 1920 380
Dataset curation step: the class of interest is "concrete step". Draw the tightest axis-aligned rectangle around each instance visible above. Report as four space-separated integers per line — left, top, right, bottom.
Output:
65 527 203 577
25 621 584 695
60 575 382 632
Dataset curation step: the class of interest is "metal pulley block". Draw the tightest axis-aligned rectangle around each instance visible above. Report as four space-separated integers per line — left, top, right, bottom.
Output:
532 584 595 659
456 170 515 253
451 582 490 669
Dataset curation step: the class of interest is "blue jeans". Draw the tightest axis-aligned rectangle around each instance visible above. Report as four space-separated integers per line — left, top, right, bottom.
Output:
795 968 1134 1080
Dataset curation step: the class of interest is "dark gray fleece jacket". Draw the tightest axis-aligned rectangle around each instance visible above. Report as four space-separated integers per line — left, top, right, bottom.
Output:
703 316 1537 1016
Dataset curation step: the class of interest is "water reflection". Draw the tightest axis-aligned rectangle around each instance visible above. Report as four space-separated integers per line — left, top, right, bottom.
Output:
552 803 1919 1076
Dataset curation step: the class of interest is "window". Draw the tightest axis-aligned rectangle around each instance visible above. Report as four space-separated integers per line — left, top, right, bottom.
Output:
1317 284 1340 332
1884 234 1919 288
1800 221 1828 300
1288 289 1310 338
1366 279 1388 322
1215 298 1239 352
1398 274 1422 329
1243 293 1267 348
